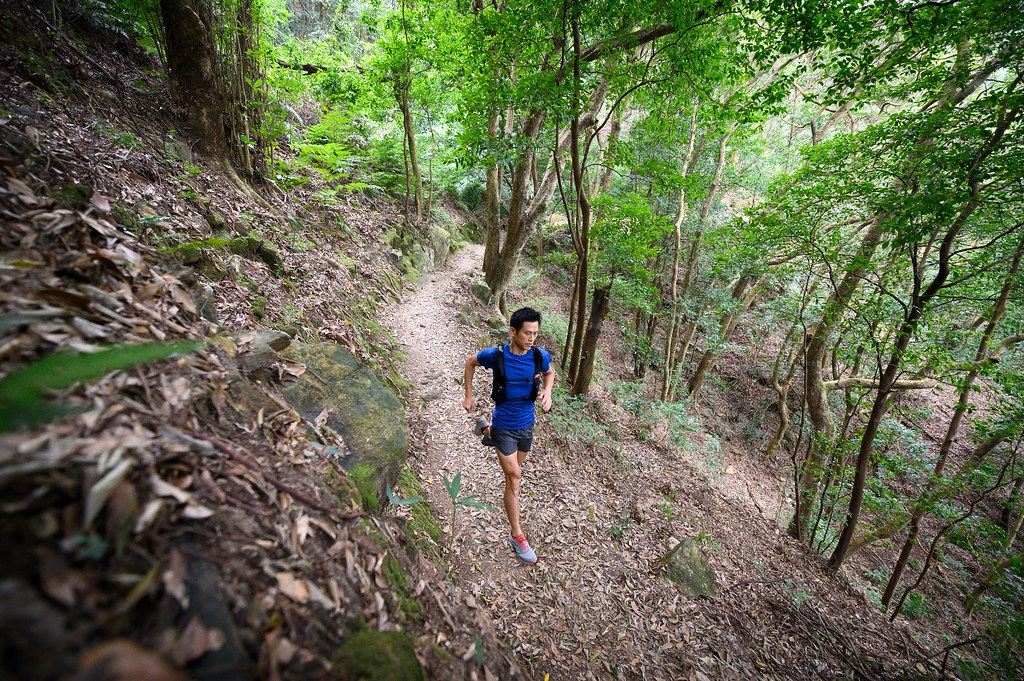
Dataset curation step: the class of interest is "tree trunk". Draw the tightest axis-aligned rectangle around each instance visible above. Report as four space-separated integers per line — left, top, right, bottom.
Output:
160 0 226 157
966 493 1024 615
1002 475 1024 531
565 19 594 385
790 217 884 540
686 274 763 398
483 113 501 285
483 81 609 310
571 282 612 395
829 101 1019 570
661 102 700 400
880 234 1024 608
398 85 424 223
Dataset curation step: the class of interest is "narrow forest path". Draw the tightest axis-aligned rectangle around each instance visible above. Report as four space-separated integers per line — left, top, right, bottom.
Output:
381 244 904 681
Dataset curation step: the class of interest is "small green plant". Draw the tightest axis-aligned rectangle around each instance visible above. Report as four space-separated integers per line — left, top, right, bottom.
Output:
695 529 716 547
783 579 813 612
385 484 423 509
548 389 609 445
157 236 232 253
863 566 890 585
441 472 493 556
900 592 931 619
656 502 674 522
93 121 141 149
609 510 636 539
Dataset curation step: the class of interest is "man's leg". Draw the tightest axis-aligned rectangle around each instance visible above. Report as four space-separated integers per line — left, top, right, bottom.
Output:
496 448 527 537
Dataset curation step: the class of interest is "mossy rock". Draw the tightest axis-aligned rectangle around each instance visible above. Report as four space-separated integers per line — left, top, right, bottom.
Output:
58 182 92 209
408 225 451 274
471 280 492 306
661 538 717 598
205 209 226 232
229 235 284 274
281 342 408 511
333 629 425 681
111 202 139 232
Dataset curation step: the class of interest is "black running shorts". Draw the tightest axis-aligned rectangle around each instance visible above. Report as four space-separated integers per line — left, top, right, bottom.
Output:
490 426 534 456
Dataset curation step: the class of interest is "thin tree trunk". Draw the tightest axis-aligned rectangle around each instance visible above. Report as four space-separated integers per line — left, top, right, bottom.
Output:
571 282 612 395
483 113 502 286
661 102 699 400
967 484 1024 615
880 235 1024 608
829 102 1020 570
566 18 593 385
790 217 885 540
687 274 763 398
398 88 424 222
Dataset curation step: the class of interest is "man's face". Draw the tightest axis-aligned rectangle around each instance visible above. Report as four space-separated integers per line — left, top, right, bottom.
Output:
509 320 540 352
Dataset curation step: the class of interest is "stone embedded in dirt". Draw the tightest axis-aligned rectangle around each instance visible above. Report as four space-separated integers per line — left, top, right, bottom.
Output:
333 629 426 681
236 329 290 380
229 235 284 274
661 538 718 598
281 342 409 509
470 279 491 305
253 329 292 352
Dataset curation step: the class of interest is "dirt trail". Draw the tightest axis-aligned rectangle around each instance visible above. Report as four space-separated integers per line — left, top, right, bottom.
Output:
381 245 906 681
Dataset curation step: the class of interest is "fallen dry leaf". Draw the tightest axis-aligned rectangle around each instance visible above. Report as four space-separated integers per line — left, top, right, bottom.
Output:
275 572 309 604
170 615 224 667
150 475 191 504
162 548 188 609
77 639 186 681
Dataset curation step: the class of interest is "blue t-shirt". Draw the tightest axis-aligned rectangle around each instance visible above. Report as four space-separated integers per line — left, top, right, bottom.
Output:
477 344 552 430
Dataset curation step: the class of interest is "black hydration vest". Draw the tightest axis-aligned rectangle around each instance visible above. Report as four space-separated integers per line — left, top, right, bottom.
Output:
490 345 543 404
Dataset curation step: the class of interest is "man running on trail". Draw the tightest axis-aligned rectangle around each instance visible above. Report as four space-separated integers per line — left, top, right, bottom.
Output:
463 307 554 565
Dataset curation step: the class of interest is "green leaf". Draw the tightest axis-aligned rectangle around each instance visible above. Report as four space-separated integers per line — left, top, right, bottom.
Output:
442 472 462 500
456 495 493 511
0 403 89 432
385 484 423 506
0 342 202 405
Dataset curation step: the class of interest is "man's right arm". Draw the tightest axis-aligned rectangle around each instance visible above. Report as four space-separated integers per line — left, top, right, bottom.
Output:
463 354 481 413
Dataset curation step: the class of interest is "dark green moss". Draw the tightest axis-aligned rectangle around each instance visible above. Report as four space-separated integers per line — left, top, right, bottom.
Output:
333 629 425 681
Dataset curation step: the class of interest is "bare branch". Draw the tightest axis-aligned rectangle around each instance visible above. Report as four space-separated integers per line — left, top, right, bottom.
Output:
823 377 937 391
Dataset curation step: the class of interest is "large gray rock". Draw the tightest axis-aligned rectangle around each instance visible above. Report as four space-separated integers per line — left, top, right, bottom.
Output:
281 342 408 510
661 538 717 598
409 225 451 273
471 279 492 305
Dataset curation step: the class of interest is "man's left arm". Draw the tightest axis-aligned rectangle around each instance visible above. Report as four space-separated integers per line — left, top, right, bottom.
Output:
539 367 555 413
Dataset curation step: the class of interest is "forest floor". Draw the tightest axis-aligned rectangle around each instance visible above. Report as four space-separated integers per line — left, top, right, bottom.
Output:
381 245 949 680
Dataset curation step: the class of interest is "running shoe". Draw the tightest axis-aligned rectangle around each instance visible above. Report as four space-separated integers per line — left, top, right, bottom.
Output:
508 533 537 564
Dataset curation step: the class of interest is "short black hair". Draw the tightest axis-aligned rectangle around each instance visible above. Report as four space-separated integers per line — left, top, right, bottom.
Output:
510 307 541 331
